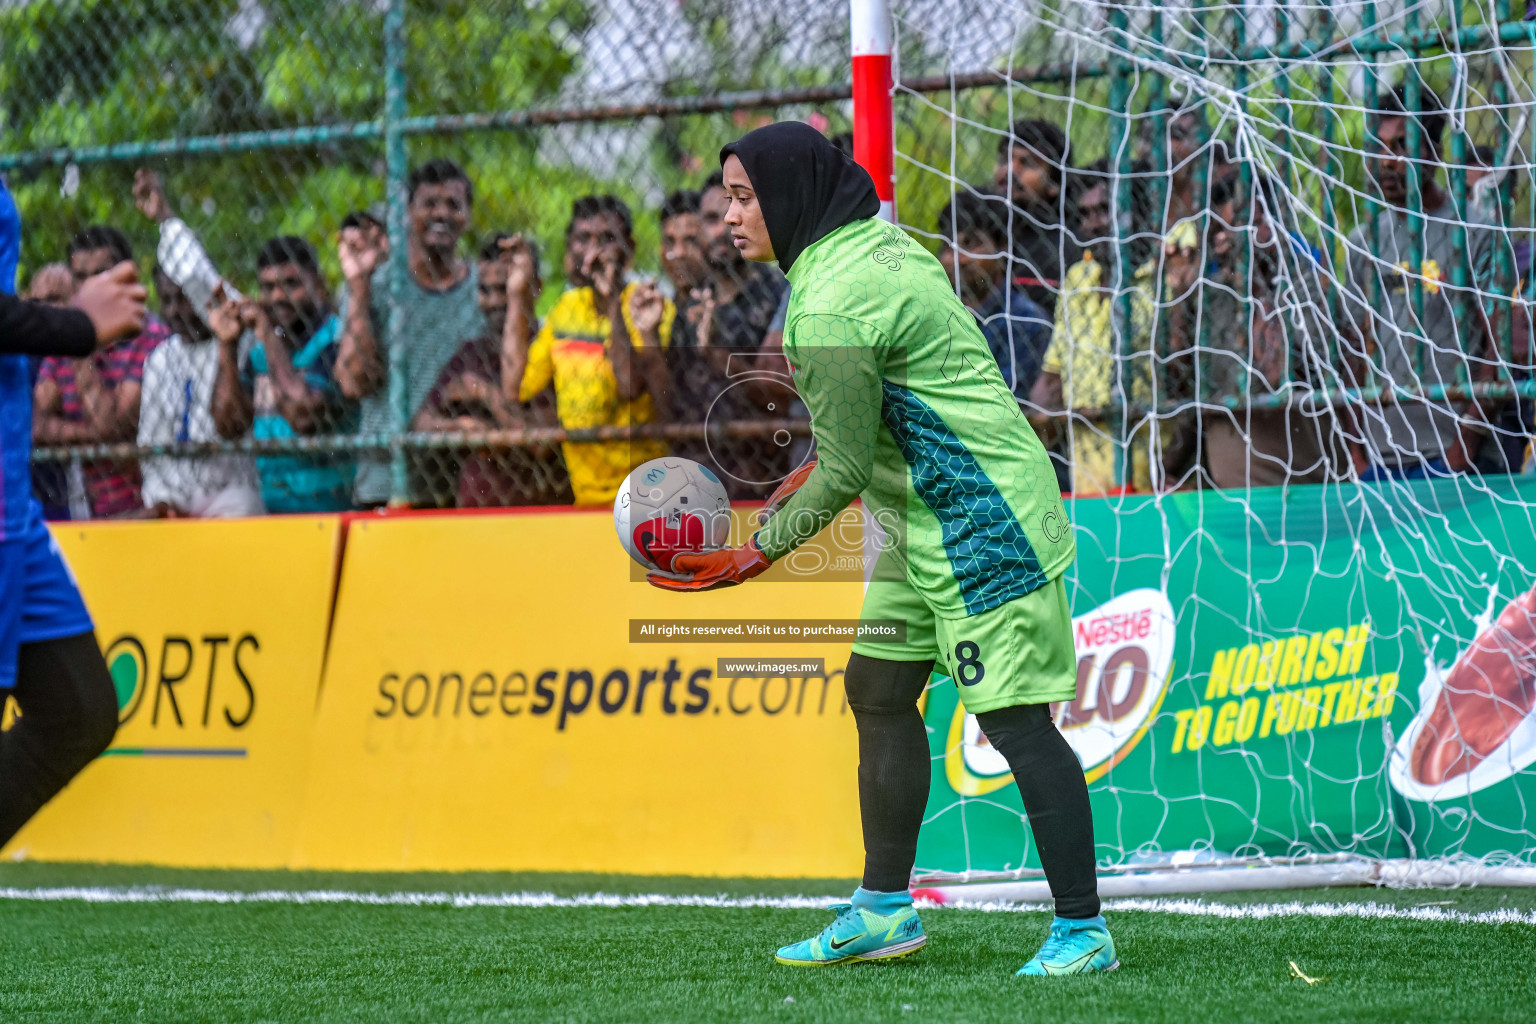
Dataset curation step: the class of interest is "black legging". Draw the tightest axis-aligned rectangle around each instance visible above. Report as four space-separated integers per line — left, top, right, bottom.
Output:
844 652 1100 919
0 632 119 847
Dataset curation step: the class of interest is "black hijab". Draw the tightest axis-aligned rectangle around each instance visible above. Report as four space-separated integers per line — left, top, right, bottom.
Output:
720 122 881 274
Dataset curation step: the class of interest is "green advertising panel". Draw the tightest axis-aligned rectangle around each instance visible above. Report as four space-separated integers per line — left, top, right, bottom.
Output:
916 475 1536 875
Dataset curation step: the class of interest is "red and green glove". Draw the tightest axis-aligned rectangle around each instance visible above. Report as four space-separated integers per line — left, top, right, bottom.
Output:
647 536 772 592
647 461 817 593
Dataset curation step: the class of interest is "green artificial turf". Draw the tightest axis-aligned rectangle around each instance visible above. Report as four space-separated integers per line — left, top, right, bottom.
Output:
2 863 1534 1023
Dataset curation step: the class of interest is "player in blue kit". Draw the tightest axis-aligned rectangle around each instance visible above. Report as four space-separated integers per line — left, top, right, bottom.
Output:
0 177 148 846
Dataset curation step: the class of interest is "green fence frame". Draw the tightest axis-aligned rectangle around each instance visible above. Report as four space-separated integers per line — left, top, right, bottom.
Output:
8 0 1536 502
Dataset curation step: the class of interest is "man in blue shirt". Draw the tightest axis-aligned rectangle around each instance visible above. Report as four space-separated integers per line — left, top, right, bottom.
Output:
0 176 147 847
937 191 1053 402
208 237 356 512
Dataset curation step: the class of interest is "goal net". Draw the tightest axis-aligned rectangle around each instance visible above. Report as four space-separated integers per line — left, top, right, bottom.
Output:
887 0 1536 887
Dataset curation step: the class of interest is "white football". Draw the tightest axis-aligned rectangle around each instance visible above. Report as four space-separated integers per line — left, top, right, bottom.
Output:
614 458 732 574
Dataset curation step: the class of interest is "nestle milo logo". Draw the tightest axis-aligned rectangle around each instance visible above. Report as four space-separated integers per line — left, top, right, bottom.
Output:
946 588 1174 795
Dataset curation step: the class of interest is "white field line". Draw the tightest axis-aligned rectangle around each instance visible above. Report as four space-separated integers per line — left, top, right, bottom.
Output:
0 888 834 910
0 887 1534 925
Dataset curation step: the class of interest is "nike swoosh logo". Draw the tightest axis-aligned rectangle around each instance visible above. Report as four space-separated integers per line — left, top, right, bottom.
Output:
1050 947 1100 973
829 935 858 950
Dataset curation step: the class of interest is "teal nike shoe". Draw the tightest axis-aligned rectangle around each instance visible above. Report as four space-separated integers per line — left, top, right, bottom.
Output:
775 901 926 966
1016 916 1119 976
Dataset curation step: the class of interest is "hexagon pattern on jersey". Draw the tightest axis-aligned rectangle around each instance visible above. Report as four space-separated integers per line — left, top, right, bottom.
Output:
763 217 1076 613
879 379 1046 615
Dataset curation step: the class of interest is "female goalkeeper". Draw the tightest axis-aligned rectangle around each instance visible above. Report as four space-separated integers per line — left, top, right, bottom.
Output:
648 122 1116 977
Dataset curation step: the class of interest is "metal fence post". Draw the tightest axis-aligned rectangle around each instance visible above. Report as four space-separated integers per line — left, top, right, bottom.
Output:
1491 0 1517 366
1108 0 1134 491
1316 0 1343 371
384 0 411 507
1449 26 1470 377
1404 4 1426 348
1361 1 1383 337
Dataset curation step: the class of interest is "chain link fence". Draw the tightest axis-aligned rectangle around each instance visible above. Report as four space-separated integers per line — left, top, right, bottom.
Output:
5 0 850 516
4 1 1536 517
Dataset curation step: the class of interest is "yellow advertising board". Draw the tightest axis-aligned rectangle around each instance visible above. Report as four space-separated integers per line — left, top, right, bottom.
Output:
2 517 341 867
294 511 870 877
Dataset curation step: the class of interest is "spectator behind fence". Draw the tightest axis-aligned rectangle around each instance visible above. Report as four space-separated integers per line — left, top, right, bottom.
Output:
1161 102 1235 229
1466 144 1497 190
1342 85 1506 481
1158 175 1346 489
992 118 1081 314
33 228 170 519
659 189 708 302
135 170 357 512
505 195 673 507
937 191 1051 402
137 269 263 517
27 263 82 520
335 158 486 507
1028 161 1155 496
340 209 388 264
1462 143 1536 473
27 264 72 307
657 189 714 470
205 238 357 511
415 233 572 507
1465 143 1514 231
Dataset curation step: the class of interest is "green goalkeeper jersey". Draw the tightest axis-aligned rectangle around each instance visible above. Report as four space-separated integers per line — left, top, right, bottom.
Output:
755 216 1075 619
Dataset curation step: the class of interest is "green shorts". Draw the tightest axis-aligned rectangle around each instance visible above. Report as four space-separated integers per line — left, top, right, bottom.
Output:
851 573 1078 714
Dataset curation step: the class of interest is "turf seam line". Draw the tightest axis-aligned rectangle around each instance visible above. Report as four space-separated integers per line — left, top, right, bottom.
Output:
1 887 1534 924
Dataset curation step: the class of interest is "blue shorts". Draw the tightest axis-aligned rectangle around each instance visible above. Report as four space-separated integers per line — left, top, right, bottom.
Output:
0 513 94 690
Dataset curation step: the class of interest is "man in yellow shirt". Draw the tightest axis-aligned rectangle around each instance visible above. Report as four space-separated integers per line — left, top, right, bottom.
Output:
505 195 675 506
1028 170 1154 495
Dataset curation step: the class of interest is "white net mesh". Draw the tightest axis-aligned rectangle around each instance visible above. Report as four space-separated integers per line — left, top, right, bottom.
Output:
897 0 1536 880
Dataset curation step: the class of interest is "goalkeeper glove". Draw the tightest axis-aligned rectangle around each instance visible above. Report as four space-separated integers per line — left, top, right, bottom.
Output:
647 536 772 592
754 459 817 525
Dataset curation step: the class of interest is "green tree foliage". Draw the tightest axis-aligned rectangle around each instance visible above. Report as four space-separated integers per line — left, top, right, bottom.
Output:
0 0 600 304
